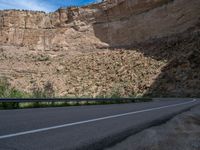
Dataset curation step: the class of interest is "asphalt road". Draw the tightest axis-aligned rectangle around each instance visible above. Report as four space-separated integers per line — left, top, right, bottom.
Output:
0 99 198 150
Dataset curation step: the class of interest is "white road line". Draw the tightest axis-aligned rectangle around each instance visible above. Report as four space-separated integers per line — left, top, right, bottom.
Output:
0 99 197 140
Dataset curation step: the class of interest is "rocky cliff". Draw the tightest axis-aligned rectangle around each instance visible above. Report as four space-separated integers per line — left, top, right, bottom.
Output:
94 0 200 46
0 0 199 97
0 8 104 52
1 0 199 50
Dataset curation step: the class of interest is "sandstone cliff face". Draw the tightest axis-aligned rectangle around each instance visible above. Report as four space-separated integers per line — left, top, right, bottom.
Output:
0 0 199 50
0 8 105 52
94 0 200 47
0 0 199 97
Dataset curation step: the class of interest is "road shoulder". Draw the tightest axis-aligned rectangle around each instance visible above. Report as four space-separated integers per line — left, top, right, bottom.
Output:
106 104 200 150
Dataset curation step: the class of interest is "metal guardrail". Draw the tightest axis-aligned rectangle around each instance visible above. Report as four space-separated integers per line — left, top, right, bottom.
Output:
0 98 152 103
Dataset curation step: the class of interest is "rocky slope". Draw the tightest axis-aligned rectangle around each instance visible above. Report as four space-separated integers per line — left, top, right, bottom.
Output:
0 0 199 97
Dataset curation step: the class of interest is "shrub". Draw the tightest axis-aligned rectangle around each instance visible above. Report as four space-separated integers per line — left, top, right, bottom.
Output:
0 77 30 109
0 76 10 97
32 81 55 98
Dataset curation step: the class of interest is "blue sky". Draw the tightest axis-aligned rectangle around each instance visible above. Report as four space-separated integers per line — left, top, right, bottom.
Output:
0 0 102 12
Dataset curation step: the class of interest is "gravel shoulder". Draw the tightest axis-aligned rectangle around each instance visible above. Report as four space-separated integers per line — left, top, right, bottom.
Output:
106 104 200 150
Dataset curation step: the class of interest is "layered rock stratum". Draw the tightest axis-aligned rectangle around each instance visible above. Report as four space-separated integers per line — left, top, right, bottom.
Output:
0 0 199 97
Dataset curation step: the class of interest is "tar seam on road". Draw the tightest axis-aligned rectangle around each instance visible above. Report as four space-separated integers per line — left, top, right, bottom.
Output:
0 99 197 140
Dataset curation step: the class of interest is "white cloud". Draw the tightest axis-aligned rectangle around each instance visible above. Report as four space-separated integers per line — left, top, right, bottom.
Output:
0 0 54 12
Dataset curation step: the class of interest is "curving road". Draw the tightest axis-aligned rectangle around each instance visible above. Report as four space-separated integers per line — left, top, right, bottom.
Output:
0 99 198 150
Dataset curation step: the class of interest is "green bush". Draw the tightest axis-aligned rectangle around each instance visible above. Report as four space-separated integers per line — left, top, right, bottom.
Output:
0 77 29 109
0 77 10 97
0 77 28 98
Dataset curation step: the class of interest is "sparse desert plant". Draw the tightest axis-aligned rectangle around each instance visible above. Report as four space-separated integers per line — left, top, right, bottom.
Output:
0 76 29 109
110 90 122 98
0 76 10 97
0 76 27 98
31 81 55 98
35 54 50 61
31 85 45 98
107 87 123 98
43 81 55 98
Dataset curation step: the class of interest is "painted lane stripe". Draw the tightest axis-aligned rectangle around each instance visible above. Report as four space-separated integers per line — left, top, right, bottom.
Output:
0 99 197 140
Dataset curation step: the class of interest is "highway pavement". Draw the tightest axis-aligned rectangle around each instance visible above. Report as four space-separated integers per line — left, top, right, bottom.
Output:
0 99 199 150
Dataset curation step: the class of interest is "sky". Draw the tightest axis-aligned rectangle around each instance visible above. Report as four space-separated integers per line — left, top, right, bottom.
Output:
0 0 102 12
